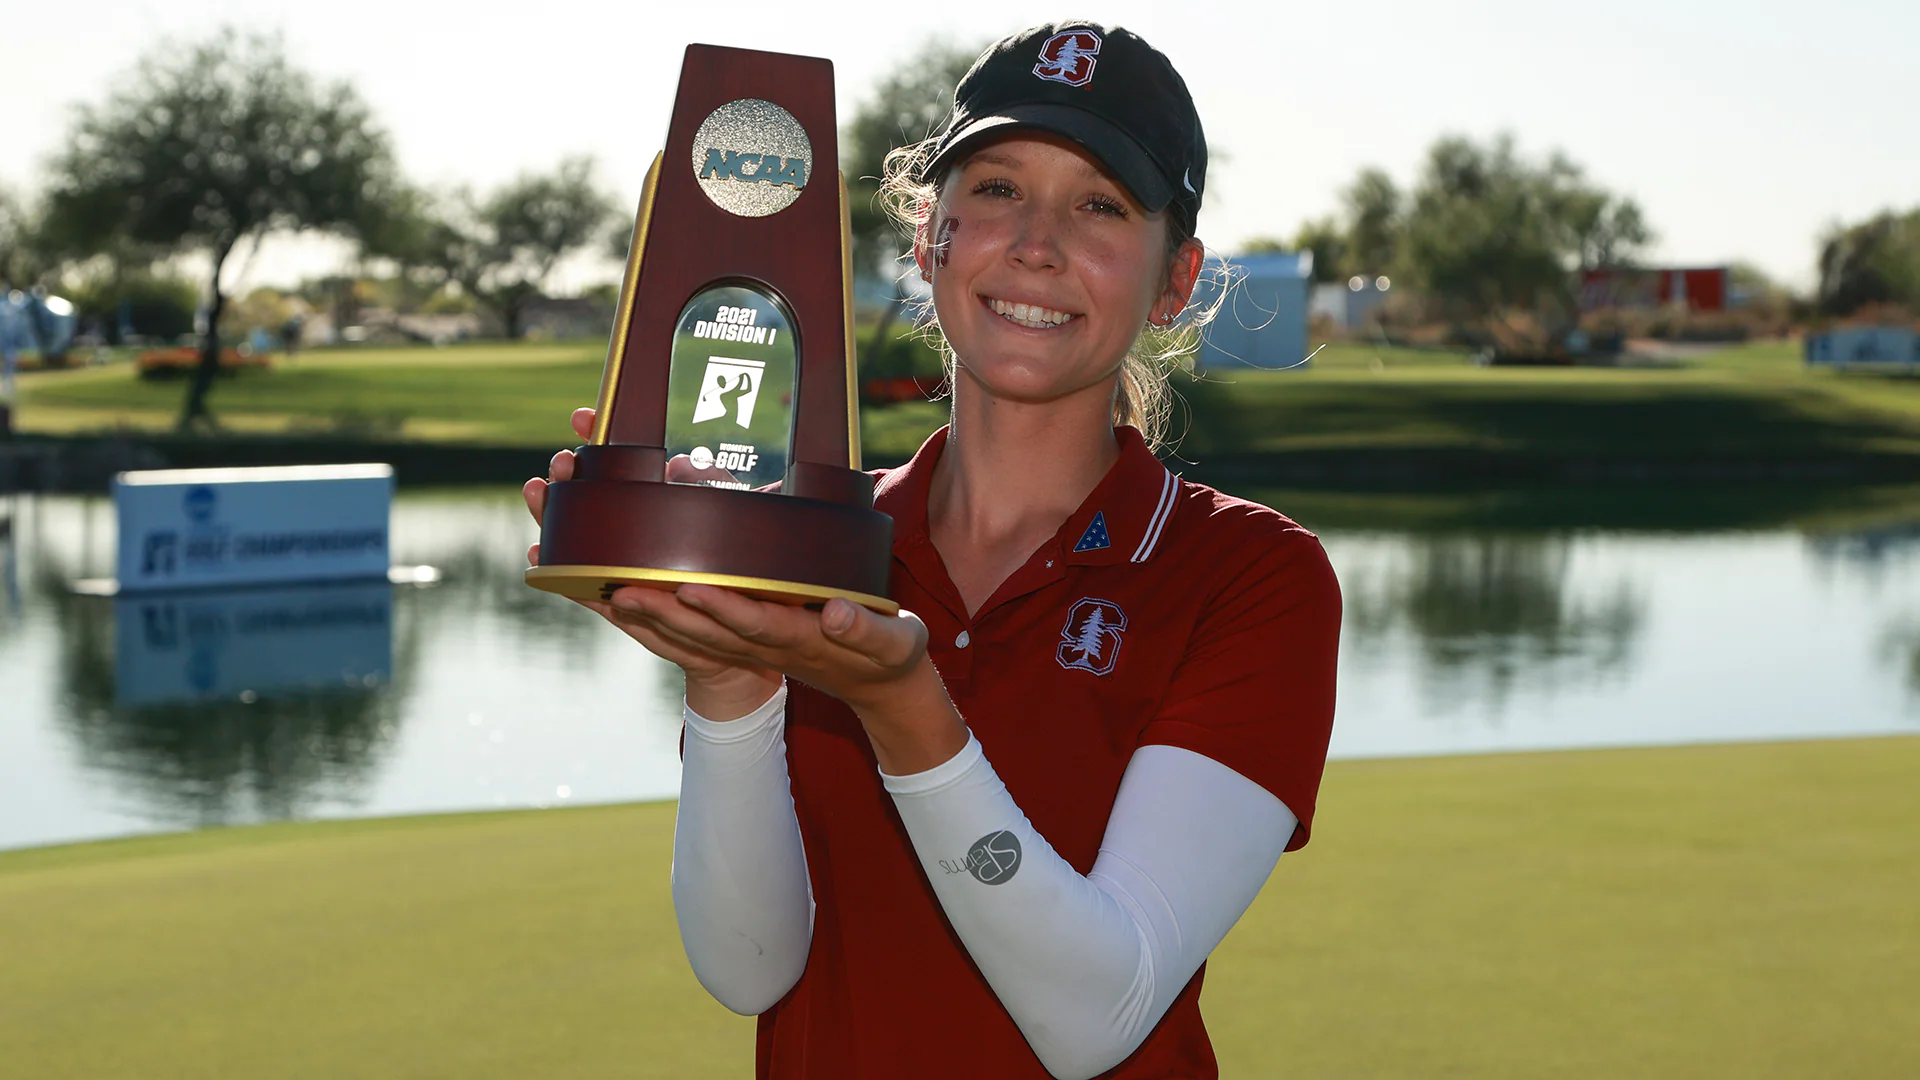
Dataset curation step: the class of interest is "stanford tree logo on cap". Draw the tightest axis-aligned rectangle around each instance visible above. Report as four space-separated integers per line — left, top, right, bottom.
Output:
1032 29 1101 87
925 23 1206 227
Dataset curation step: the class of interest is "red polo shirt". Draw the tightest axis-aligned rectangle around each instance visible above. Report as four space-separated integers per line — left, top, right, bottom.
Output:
759 425 1341 1078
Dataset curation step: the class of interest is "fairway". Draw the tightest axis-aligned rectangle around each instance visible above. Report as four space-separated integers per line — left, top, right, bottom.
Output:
15 339 1920 466
1 736 1913 1079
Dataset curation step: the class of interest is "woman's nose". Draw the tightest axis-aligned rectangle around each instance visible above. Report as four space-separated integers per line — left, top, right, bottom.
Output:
1007 205 1068 270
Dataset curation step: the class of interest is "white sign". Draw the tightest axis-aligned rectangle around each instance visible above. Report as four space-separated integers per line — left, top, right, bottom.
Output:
114 464 393 592
1805 326 1920 369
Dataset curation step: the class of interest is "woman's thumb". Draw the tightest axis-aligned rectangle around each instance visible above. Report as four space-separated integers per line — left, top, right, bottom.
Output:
821 597 860 635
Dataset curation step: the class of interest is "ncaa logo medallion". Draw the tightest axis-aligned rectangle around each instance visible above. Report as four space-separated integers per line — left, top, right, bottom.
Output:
1033 29 1101 87
1058 597 1127 676
690 97 813 218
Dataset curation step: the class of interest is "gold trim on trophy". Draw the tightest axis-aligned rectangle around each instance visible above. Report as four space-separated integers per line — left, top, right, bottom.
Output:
839 171 862 472
527 563 899 614
591 152 664 446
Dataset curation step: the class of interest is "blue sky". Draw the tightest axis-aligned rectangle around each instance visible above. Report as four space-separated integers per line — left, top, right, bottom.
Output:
6 0 1916 292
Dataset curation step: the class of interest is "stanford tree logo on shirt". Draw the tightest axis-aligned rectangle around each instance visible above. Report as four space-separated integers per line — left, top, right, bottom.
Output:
1057 597 1127 676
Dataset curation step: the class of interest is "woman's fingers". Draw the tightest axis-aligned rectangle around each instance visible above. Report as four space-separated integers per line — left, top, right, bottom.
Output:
618 616 737 673
524 449 576 526
523 477 547 525
674 584 803 646
616 585 774 661
570 407 596 441
820 599 928 670
527 541 540 566
608 599 765 671
673 584 927 677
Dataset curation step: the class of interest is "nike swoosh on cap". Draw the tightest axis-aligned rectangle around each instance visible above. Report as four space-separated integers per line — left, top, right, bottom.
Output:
1182 168 1196 194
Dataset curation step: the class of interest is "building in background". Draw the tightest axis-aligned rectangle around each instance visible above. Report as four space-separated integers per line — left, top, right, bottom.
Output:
1578 267 1729 312
1311 274 1393 332
1193 251 1313 370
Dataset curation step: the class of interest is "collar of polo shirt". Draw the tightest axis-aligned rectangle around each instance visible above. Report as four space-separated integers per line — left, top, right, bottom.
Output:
873 426 1180 569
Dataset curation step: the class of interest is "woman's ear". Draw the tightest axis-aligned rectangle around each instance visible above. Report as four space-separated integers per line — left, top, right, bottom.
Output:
1151 238 1205 325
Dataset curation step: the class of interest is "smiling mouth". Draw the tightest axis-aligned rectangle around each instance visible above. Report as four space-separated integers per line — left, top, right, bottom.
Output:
985 296 1078 329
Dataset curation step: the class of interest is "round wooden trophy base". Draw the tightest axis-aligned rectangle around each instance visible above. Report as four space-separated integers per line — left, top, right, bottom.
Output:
527 477 897 615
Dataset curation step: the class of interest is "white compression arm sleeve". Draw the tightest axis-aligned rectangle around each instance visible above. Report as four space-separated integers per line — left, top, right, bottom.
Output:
670 682 815 1015
884 736 1297 1080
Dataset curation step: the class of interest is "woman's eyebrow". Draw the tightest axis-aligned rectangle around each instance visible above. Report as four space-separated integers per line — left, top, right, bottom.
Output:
962 150 1024 170
962 150 1113 183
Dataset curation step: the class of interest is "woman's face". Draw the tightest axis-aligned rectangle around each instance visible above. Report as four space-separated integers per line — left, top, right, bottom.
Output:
918 132 1201 410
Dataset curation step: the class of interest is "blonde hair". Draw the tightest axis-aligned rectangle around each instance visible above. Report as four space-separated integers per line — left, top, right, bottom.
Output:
878 137 1225 451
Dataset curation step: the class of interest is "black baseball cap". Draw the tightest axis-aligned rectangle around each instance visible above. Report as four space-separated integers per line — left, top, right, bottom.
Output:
922 22 1207 231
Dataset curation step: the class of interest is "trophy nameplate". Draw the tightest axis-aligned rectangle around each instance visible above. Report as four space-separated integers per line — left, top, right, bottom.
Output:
527 44 896 614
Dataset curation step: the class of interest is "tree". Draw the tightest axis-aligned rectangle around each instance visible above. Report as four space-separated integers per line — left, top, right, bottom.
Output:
0 185 48 287
1341 167 1402 274
842 38 981 274
841 38 982 372
1396 134 1652 336
1561 192 1651 272
1281 220 1346 283
375 159 614 340
1816 208 1920 317
42 30 396 428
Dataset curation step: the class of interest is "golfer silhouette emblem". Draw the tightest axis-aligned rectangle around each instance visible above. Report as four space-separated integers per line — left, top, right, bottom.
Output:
692 358 765 427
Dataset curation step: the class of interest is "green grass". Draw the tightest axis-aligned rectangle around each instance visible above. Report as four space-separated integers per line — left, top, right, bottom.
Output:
1174 340 1920 459
1251 482 1920 534
12 342 609 446
2 736 1914 1079
16 338 1920 465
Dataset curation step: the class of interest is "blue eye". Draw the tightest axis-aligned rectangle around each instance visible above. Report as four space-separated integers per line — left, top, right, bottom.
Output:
971 178 1018 198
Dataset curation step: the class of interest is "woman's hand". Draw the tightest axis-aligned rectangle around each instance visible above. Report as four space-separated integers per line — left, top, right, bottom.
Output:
523 407 966 769
614 582 966 776
524 406 780 720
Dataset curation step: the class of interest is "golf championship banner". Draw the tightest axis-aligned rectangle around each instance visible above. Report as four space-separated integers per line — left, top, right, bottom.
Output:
113 464 394 593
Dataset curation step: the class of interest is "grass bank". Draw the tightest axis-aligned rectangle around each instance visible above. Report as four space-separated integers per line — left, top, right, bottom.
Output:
13 339 1920 473
2 736 1914 1078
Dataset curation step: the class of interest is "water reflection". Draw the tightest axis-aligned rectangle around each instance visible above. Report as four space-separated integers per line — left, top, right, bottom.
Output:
1341 534 1643 714
1 501 20 631
7 486 1920 854
1 492 691 852
48 580 416 827
1805 525 1920 707
113 583 393 706
1804 522 1920 583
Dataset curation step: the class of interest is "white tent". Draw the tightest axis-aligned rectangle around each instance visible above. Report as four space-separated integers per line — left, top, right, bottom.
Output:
1191 251 1314 370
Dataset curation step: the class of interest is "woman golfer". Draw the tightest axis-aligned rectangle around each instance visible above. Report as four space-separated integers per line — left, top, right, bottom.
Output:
526 21 1340 1079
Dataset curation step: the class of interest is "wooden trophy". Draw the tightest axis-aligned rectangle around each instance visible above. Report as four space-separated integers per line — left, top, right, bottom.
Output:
526 44 896 614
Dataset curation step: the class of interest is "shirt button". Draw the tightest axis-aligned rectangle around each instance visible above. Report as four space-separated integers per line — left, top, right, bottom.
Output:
954 630 971 649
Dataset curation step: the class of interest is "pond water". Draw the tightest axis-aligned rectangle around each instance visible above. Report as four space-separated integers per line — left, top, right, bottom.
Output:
2 486 1917 854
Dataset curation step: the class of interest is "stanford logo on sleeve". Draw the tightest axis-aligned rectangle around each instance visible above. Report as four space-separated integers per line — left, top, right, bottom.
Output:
1057 597 1127 676
1032 29 1102 87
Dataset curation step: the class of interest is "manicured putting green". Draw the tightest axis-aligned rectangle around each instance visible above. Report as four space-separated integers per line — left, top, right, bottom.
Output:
2 736 1914 1078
